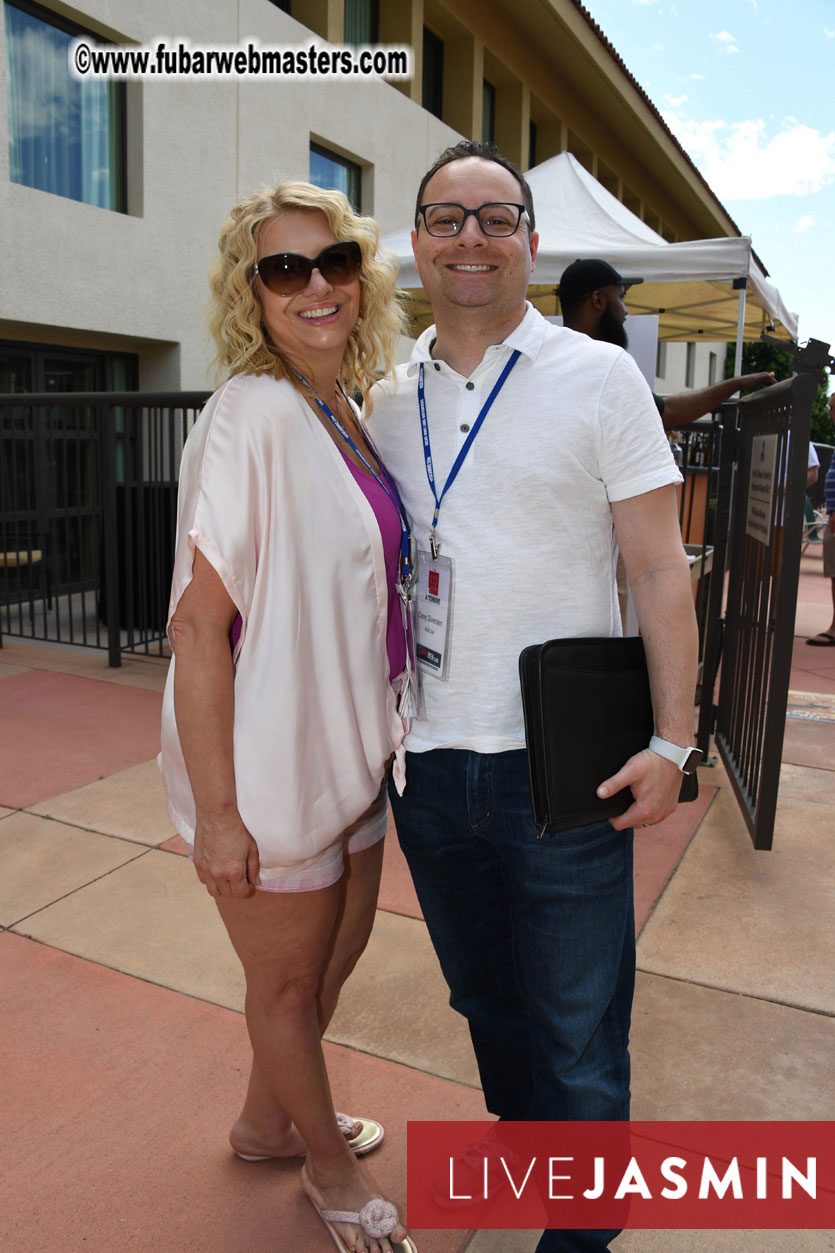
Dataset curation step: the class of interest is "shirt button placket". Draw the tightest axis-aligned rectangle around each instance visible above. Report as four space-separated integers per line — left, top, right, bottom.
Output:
458 378 480 445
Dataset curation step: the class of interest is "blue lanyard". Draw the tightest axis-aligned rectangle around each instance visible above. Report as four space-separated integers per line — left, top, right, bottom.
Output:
294 373 412 589
417 348 521 556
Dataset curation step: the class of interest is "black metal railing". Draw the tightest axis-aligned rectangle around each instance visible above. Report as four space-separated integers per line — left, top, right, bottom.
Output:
693 338 832 849
4 387 723 676
698 372 818 849
0 391 209 665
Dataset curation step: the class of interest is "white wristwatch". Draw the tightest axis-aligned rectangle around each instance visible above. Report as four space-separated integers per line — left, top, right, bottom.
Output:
649 735 703 774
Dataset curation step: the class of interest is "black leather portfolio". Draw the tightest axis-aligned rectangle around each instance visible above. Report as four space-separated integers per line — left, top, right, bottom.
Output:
519 636 698 834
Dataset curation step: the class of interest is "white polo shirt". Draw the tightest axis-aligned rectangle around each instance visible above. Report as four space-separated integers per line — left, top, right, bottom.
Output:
366 304 682 753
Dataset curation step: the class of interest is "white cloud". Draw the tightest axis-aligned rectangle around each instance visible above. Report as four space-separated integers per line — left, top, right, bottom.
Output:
792 215 814 233
690 73 704 81
710 30 739 54
825 27 835 38
661 113 835 200
665 93 688 108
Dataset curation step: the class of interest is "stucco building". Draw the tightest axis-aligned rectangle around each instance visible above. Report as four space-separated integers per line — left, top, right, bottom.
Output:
1 0 762 395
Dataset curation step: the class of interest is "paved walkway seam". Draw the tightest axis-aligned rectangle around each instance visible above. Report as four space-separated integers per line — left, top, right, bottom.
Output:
8 843 151 928
634 967 835 1018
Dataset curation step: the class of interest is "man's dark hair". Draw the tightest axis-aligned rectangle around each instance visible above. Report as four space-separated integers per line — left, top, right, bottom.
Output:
414 140 536 231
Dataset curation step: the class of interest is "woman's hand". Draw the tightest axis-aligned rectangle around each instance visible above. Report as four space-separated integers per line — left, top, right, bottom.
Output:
193 810 261 898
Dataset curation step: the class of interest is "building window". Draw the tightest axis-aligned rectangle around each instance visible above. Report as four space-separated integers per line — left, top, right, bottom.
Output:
309 143 361 211
267 1 292 11
345 0 378 44
0 341 137 394
685 342 696 388
708 352 718 385
482 80 496 145
656 341 667 379
422 27 444 120
529 120 538 169
4 0 126 212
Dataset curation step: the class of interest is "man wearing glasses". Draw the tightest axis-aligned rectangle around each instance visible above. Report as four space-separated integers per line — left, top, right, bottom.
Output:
367 141 699 1252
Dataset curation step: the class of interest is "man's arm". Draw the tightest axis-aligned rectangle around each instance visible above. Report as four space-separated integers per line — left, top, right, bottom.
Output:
598 484 699 828
660 371 775 431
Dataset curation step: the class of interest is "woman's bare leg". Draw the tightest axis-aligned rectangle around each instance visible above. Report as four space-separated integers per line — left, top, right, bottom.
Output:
217 849 407 1250
228 841 385 1158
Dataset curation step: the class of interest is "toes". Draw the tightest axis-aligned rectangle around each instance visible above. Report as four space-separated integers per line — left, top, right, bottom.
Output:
339 1220 370 1253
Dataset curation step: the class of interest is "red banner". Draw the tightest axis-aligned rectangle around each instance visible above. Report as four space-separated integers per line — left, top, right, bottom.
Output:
407 1121 835 1230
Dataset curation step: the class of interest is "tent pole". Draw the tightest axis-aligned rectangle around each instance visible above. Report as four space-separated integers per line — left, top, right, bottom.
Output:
732 278 747 378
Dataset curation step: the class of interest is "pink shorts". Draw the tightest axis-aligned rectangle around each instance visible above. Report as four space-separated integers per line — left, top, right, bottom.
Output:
256 784 389 894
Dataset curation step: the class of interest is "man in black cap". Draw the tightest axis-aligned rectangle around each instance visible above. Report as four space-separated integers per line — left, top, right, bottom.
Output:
559 257 774 428
558 258 641 352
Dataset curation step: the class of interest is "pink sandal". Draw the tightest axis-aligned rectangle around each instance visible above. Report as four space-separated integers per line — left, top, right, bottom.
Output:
309 1194 417 1252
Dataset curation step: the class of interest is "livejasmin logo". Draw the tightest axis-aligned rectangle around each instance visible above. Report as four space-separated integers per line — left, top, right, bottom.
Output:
444 1151 816 1203
407 1121 835 1230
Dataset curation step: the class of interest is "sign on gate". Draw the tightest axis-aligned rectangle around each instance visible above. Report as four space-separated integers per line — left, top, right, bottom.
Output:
746 433 778 545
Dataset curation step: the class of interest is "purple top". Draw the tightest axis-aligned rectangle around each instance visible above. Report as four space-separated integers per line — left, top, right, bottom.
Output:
341 451 407 679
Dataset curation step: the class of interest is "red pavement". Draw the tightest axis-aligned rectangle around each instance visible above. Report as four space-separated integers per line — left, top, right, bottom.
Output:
1 931 478 1253
0 669 163 807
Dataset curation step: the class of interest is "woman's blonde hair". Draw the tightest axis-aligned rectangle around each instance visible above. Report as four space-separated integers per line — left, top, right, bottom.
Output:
207 181 405 409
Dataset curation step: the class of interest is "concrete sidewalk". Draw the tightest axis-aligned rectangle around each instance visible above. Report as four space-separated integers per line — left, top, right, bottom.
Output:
1 547 833 1252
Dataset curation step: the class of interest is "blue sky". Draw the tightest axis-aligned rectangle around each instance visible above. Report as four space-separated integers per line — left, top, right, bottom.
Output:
581 0 835 377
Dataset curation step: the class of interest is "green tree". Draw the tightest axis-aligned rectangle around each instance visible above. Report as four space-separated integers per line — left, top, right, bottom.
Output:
725 341 834 444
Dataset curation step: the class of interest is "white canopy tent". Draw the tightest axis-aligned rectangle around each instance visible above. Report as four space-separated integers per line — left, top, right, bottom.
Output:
382 152 798 359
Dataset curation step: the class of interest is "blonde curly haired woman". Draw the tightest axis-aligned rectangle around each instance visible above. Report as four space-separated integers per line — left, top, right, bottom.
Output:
160 182 416 1253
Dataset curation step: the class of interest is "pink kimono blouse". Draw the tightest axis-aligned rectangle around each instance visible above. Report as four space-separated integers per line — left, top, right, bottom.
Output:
158 372 406 877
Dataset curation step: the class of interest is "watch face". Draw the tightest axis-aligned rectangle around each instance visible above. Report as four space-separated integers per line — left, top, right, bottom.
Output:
683 748 703 773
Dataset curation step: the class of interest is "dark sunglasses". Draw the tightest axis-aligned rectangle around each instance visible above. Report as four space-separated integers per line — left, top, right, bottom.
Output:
254 240 362 295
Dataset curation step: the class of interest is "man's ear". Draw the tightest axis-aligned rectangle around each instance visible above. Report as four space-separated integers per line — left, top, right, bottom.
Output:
589 289 607 312
528 230 539 272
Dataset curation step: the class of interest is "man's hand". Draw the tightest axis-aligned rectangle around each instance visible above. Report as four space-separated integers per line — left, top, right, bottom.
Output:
661 372 776 429
597 748 683 831
193 811 261 898
737 371 776 393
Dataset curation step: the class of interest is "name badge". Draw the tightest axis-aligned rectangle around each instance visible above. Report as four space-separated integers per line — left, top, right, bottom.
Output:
415 547 453 681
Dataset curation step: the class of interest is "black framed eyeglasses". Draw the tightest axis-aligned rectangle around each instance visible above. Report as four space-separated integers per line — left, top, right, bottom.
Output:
255 241 362 295
416 202 529 238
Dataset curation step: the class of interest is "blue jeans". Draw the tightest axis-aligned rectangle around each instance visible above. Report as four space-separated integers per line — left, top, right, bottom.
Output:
389 748 634 1253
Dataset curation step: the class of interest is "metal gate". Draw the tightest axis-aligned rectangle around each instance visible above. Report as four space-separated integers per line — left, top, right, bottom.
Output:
0 391 207 664
699 368 819 849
